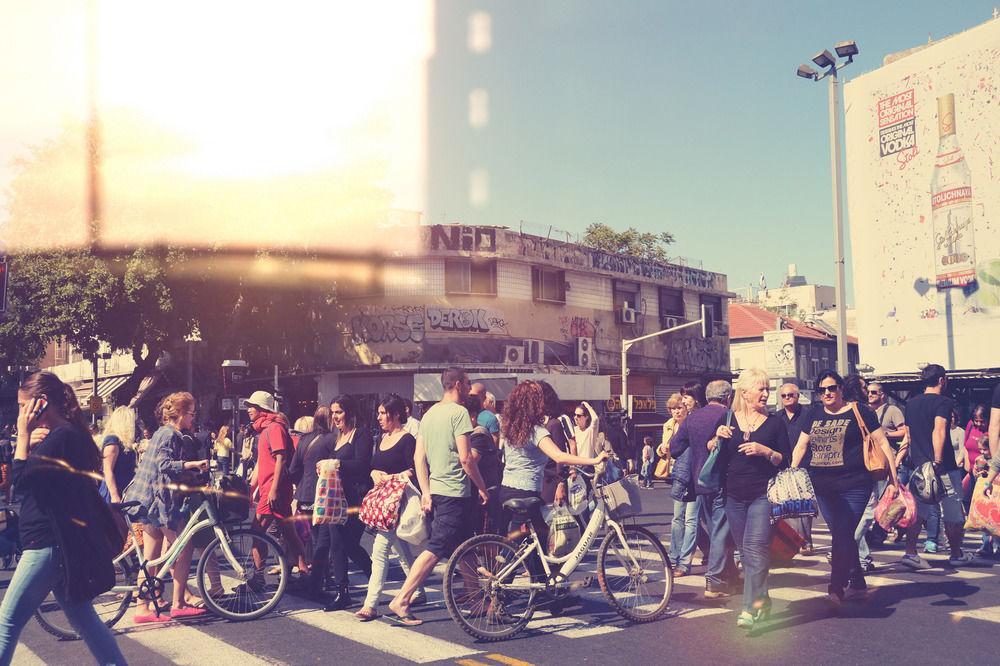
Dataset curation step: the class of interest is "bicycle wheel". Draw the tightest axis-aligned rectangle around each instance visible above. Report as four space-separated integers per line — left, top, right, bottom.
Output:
35 554 136 640
443 533 537 642
597 524 672 622
197 528 287 621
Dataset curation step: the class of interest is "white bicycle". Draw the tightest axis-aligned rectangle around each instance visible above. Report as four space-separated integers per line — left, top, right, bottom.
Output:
443 467 672 641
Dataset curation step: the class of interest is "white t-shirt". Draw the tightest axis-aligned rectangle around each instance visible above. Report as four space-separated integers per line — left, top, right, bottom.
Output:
404 416 420 437
950 426 966 465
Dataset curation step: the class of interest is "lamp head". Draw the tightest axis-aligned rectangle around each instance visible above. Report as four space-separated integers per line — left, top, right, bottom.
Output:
812 49 836 69
796 64 819 80
835 40 859 59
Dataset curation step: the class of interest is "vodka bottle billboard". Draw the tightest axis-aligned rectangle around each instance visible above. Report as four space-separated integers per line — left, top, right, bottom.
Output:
930 93 976 288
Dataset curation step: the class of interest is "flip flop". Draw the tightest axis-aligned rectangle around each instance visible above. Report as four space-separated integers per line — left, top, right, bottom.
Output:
386 612 423 626
355 607 379 622
170 606 208 619
133 612 172 624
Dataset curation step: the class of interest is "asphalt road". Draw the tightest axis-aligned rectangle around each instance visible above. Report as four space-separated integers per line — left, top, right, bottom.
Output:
7 486 1000 666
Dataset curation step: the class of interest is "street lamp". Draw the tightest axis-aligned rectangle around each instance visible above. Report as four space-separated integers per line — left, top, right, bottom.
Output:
796 39 857 377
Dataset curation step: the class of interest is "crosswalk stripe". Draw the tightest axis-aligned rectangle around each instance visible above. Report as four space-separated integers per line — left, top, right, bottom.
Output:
279 595 481 663
530 613 621 638
672 573 827 601
672 607 732 619
952 606 1000 624
121 623 280 666
11 644 46 666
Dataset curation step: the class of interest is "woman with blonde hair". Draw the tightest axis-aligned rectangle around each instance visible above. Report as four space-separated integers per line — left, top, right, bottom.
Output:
100 406 138 504
124 392 210 622
214 425 233 475
661 393 697 575
711 368 790 629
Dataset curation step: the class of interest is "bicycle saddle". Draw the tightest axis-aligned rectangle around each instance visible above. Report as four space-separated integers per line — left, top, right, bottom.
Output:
502 496 543 514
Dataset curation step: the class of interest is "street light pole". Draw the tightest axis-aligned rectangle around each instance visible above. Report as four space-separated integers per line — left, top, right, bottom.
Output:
828 69 849 376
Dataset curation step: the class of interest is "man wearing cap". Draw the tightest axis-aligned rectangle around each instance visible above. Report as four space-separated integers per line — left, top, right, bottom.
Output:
245 391 309 580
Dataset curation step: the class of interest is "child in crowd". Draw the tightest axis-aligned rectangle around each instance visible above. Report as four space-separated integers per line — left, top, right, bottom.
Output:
641 436 654 489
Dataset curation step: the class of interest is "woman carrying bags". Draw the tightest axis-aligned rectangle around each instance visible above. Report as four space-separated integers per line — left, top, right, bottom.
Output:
711 369 790 629
356 394 426 621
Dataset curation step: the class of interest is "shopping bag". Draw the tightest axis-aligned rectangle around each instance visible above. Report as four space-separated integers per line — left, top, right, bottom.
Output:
313 460 348 526
396 482 429 545
547 505 581 558
358 474 408 531
874 483 916 531
966 477 1000 536
766 468 819 524
567 474 588 516
770 519 805 565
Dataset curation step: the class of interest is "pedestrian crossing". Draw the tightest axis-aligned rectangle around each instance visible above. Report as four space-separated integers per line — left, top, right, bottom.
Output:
9 520 1000 664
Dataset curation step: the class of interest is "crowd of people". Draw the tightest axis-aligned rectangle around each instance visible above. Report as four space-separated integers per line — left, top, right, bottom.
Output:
0 360 998 664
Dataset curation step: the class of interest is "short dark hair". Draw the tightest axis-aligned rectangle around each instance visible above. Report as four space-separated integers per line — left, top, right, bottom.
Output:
330 394 359 426
816 369 844 388
921 364 946 388
441 366 467 391
379 394 407 424
538 381 564 418
681 380 706 408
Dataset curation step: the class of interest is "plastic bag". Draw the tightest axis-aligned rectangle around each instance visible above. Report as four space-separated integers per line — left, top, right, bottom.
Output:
874 483 916 531
567 474 588 516
547 505 581 558
966 477 1000 537
766 468 818 524
313 459 348 526
396 482 429 546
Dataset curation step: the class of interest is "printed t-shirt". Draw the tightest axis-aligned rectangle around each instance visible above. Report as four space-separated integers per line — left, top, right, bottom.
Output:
420 401 474 497
905 393 956 472
802 403 881 494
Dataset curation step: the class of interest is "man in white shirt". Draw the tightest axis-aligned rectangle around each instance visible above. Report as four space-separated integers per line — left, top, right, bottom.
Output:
572 401 599 459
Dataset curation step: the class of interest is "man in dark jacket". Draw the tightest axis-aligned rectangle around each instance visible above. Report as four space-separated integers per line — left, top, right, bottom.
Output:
670 380 736 598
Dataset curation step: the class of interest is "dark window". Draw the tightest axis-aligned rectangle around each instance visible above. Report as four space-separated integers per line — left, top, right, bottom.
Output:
659 288 685 317
445 259 496 295
699 294 723 334
531 267 566 303
613 279 641 312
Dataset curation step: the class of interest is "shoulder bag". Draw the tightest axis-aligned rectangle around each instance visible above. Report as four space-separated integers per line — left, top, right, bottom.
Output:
697 410 732 493
851 402 889 480
358 474 408 531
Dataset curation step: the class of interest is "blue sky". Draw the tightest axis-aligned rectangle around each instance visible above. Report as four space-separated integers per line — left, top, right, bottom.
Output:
425 1 1000 304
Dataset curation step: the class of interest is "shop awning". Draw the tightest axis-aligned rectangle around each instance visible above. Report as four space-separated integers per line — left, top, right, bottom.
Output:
74 375 130 405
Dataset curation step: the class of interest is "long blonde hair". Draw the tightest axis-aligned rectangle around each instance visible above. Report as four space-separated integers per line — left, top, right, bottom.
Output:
101 406 138 451
731 368 770 415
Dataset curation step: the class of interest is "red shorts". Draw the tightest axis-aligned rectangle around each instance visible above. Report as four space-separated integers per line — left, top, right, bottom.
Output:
256 483 293 519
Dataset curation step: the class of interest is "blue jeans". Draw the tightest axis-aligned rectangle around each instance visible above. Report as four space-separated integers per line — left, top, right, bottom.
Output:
669 499 698 567
696 490 734 586
816 486 872 597
0 547 126 665
855 480 879 562
724 495 773 614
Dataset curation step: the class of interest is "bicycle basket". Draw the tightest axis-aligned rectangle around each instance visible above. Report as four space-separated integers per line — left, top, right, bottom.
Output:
600 474 643 520
215 474 252 523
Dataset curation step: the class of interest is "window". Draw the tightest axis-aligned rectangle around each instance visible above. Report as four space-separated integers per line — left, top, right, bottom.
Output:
699 294 724 334
659 288 685 317
445 259 496 295
613 279 641 312
531 267 565 303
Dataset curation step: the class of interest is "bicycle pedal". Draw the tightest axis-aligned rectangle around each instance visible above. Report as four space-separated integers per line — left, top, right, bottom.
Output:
580 575 594 588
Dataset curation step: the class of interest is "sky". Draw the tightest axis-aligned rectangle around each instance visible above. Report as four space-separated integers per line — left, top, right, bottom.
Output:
1 1 998 303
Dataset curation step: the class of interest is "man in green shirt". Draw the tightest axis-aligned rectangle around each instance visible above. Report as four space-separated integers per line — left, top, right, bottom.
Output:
388 367 488 625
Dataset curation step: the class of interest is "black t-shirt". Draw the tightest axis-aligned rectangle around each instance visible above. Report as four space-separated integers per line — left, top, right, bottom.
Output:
720 414 790 501
102 435 137 493
469 428 502 490
802 403 881 494
289 431 337 504
371 432 417 477
905 393 955 472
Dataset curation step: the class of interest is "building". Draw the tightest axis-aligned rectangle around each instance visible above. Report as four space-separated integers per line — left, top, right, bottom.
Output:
36 340 136 419
313 224 733 418
756 264 837 317
729 302 858 402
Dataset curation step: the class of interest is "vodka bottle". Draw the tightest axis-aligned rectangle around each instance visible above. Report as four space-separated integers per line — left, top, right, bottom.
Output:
930 93 976 288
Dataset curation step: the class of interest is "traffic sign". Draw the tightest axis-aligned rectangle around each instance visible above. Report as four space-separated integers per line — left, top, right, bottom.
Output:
89 395 103 413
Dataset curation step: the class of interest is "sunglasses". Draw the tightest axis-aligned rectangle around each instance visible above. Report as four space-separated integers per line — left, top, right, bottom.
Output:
780 393 798 399
574 413 586 417
818 385 841 394
867 390 882 395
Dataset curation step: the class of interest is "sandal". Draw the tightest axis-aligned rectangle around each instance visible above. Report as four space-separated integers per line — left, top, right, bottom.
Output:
386 612 423 626
355 607 379 622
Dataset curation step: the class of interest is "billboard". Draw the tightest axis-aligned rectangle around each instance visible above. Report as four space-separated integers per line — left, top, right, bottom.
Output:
845 19 1000 373
763 329 797 378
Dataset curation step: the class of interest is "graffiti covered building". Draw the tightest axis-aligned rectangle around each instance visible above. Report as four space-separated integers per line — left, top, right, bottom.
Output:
315 224 732 409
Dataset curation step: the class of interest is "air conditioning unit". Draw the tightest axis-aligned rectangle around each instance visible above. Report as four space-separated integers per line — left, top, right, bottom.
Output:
576 337 595 368
524 339 545 364
504 345 526 365
662 316 679 329
620 304 637 324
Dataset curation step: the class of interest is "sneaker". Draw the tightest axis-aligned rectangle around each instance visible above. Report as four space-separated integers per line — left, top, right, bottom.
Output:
736 611 755 628
923 541 938 554
947 552 979 567
900 554 932 570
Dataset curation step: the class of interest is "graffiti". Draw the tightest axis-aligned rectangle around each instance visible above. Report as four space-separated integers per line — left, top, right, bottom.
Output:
590 251 723 290
349 306 425 344
664 337 727 373
429 225 496 253
512 234 590 269
427 307 507 334
559 315 599 340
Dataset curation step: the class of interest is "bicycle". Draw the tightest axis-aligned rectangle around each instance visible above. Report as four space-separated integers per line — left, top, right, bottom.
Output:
34 475 289 640
442 466 673 641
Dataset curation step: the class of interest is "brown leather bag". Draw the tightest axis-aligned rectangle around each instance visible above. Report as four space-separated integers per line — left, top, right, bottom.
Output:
852 402 889 480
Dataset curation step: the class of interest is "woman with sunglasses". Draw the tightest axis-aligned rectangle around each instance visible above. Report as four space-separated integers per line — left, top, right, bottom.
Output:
790 370 898 607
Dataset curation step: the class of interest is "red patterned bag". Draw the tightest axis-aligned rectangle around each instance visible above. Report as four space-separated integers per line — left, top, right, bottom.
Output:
358 474 408 531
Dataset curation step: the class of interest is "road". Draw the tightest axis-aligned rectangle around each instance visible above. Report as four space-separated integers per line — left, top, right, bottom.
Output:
7 487 999 665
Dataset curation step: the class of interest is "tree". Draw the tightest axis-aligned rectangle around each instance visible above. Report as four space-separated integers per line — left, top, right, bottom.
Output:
581 223 675 262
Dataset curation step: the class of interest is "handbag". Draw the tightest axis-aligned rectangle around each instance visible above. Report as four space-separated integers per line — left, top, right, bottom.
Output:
766 467 819 524
358 474 408 531
313 460 348 526
396 481 429 545
852 402 889 480
654 457 671 480
697 410 732 493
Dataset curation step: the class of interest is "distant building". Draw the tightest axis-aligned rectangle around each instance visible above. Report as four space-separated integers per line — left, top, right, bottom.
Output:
757 264 837 316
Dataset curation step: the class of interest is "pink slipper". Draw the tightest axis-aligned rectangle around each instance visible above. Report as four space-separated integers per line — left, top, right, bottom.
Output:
133 612 172 624
170 606 207 619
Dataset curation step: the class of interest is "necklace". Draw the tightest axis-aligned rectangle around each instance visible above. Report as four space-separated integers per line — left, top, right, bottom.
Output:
742 412 765 442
